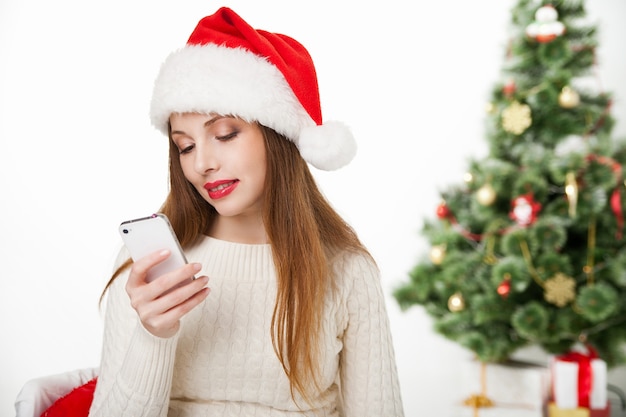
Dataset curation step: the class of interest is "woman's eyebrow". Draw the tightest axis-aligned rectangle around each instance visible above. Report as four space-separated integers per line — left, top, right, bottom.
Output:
204 115 225 128
171 115 226 136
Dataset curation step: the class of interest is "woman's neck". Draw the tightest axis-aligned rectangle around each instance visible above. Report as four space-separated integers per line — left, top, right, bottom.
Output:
207 214 268 244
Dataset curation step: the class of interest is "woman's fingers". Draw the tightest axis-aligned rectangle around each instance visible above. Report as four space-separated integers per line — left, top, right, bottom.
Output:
126 249 172 288
138 275 210 338
125 250 210 338
145 262 203 299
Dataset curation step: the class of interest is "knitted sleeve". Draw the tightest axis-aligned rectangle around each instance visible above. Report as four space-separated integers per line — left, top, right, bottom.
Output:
88 248 179 417
337 254 405 417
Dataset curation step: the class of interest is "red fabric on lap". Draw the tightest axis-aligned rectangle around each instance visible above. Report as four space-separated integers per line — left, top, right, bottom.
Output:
41 377 97 417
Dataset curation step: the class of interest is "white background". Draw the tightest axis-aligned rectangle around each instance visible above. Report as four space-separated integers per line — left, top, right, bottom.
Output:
1 1 625 416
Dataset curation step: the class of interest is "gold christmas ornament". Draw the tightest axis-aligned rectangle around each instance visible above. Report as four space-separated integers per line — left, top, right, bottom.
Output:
483 236 497 265
544 273 576 307
476 183 496 206
501 101 532 135
565 171 578 217
464 172 474 184
483 254 497 265
429 244 446 265
448 292 465 312
559 86 580 108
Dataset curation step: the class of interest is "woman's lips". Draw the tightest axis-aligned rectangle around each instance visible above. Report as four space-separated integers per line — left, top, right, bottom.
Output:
204 180 238 200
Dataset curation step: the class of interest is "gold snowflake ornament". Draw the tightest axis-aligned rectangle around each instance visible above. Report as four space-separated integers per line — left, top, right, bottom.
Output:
544 273 576 307
501 101 532 135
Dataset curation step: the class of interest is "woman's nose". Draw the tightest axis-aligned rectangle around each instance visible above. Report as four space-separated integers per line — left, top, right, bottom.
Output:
194 143 219 174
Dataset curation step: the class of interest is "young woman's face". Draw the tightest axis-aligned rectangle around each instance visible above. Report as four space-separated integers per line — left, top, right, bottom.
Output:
170 113 267 219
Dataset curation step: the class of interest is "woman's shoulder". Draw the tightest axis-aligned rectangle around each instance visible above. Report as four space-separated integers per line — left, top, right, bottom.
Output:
331 247 377 269
330 249 380 289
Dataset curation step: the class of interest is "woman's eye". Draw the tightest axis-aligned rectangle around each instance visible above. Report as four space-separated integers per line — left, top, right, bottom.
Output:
215 131 238 141
179 145 194 155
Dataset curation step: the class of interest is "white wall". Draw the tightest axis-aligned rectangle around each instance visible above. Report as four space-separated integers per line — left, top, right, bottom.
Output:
1 1 625 415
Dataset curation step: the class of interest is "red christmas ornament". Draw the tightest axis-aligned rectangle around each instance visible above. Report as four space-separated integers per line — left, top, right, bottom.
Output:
497 278 511 299
503 79 516 96
436 202 451 219
509 193 542 226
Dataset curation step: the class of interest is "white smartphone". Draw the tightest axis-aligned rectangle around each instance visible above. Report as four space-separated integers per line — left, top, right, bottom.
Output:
119 213 189 283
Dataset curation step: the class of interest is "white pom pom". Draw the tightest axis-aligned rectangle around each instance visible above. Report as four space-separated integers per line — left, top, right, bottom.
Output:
297 121 357 170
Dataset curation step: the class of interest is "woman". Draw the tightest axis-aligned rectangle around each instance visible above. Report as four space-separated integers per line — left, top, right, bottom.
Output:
89 7 404 417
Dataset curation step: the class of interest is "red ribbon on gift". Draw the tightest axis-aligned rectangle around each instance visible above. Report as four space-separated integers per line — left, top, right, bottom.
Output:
556 347 598 408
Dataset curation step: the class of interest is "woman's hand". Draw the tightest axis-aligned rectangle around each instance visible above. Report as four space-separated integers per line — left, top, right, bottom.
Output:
125 249 210 338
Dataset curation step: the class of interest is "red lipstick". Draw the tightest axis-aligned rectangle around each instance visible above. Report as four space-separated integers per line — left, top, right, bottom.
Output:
204 179 238 200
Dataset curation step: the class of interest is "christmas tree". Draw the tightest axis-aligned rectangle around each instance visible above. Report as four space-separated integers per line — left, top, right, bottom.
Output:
394 0 626 367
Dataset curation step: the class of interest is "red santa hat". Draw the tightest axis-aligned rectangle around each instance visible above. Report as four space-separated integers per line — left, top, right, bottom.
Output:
150 7 356 171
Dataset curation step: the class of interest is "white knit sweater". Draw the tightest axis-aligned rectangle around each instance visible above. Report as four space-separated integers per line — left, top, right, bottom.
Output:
89 236 404 417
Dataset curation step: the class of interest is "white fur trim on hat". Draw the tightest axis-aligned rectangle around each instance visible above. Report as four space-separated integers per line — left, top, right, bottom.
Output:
150 43 356 170
150 44 313 138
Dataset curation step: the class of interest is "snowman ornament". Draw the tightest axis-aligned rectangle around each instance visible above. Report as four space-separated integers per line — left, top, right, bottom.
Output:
510 194 542 226
526 5 566 43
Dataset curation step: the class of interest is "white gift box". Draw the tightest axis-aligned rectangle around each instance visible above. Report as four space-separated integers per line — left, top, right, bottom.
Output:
463 359 551 411
551 355 607 409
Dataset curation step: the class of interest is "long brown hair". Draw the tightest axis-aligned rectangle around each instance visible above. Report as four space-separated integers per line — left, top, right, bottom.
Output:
100 123 371 401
